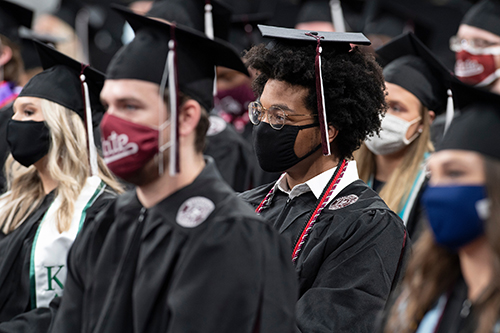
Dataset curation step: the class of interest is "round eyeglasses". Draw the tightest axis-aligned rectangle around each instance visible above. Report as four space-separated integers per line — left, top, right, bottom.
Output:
248 101 317 130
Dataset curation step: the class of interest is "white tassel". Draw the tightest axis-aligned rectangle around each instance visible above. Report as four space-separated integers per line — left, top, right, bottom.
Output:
80 74 98 176
444 89 454 134
329 0 346 32
205 2 218 97
158 40 171 176
204 3 214 40
318 46 331 156
167 40 178 176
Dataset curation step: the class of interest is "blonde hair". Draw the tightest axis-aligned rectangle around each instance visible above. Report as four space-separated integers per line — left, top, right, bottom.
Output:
385 157 500 333
0 99 123 234
355 106 434 213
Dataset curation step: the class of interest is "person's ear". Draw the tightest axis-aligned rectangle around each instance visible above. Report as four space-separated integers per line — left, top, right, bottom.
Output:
428 110 436 124
0 45 12 67
178 99 201 138
328 124 339 143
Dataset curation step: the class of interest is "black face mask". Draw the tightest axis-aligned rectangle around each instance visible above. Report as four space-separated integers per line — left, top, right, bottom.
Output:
253 122 321 173
7 119 51 167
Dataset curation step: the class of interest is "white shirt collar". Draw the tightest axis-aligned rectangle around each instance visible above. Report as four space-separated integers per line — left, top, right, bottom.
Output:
276 160 359 205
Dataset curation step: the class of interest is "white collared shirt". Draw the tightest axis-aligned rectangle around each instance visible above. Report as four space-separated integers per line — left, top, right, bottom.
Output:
277 160 360 205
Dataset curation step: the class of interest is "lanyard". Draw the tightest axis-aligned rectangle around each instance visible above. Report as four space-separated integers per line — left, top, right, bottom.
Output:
255 159 348 263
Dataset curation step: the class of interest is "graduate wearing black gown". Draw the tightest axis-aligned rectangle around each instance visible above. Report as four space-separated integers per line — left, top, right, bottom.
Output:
50 8 297 333
0 42 121 331
146 0 259 192
240 25 410 332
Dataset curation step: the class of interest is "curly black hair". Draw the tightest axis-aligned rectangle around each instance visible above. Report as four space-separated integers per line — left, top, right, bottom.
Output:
244 41 387 160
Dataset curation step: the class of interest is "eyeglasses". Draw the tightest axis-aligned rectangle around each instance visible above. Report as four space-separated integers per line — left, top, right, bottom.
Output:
449 35 500 53
248 101 317 130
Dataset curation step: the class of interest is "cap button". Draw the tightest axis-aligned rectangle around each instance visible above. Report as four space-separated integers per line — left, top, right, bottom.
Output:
310 31 318 35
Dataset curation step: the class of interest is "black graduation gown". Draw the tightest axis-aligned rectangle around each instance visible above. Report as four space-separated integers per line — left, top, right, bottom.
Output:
204 114 259 192
240 179 410 332
50 160 297 333
0 187 115 332
0 105 13 193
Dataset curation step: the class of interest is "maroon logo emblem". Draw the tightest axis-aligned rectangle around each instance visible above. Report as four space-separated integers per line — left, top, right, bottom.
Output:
329 194 359 210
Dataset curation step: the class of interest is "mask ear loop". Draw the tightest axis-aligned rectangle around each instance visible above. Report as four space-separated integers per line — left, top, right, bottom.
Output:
80 64 98 176
402 116 423 145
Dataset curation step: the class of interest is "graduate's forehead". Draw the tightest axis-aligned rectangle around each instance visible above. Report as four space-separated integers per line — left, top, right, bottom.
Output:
101 79 160 103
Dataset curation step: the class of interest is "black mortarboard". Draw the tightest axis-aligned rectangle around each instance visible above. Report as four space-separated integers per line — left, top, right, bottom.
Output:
54 0 84 29
296 1 332 25
19 40 104 118
258 24 370 156
376 32 455 115
437 80 500 160
0 0 33 42
229 12 272 54
461 0 500 37
18 28 64 71
18 40 104 175
296 0 347 32
146 0 232 40
109 6 248 111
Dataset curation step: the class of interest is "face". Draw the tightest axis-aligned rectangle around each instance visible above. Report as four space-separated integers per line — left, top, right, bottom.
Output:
385 82 425 140
427 150 485 186
456 24 500 92
101 79 168 185
259 79 321 158
101 79 164 128
12 96 45 122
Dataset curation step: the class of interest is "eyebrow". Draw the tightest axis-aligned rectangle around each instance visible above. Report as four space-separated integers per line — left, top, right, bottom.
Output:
272 103 294 112
100 97 143 105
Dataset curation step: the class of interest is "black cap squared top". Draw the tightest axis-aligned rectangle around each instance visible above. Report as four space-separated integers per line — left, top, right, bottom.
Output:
376 32 455 114
146 0 232 40
461 0 500 37
438 80 500 160
18 40 105 119
258 24 370 45
107 6 248 111
229 12 272 54
0 0 33 42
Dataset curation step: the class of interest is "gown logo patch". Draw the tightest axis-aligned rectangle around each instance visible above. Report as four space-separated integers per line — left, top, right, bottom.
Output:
176 196 215 228
206 115 227 136
329 194 359 210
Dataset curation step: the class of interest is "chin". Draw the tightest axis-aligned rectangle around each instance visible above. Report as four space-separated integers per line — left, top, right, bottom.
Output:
124 156 166 187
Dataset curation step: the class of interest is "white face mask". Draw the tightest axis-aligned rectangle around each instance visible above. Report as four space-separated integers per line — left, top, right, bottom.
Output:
365 113 422 156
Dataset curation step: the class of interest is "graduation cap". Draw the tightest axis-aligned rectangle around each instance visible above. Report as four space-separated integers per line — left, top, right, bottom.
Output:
437 79 500 160
18 28 64 71
376 32 457 131
109 6 248 175
0 0 33 42
296 0 346 32
229 12 272 54
461 0 500 37
54 0 85 29
146 0 232 40
258 24 370 156
18 40 105 176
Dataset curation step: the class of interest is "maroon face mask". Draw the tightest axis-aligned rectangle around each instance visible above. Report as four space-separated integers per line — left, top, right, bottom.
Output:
455 50 500 86
100 113 159 180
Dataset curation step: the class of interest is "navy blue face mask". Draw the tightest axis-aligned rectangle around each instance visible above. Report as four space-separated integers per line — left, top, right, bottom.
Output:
421 185 488 251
